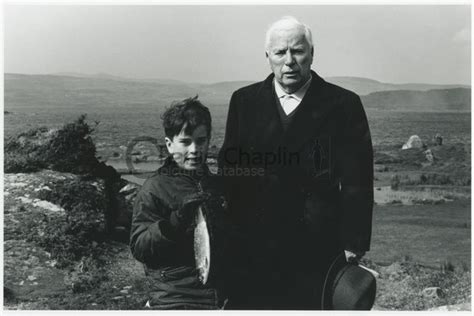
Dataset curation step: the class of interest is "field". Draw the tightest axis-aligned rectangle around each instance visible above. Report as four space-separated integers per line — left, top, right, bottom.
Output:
369 200 471 268
3 83 471 310
4 105 471 156
5 106 471 263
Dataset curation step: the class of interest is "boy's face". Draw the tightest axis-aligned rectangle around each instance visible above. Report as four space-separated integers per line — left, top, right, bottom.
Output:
165 124 209 171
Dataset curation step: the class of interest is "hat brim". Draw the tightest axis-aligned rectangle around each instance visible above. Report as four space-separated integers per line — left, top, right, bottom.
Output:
321 253 376 310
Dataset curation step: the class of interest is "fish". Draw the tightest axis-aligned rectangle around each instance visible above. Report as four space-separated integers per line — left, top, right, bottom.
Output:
194 205 211 284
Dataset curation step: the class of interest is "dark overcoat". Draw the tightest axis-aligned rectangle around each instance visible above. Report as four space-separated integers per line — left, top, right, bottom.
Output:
217 71 374 309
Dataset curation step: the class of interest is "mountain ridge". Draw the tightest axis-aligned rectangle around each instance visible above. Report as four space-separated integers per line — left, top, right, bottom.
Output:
5 73 471 112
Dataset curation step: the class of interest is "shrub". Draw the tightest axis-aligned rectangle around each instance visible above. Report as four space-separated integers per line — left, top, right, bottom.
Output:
4 114 99 174
4 152 47 173
23 179 109 268
46 114 98 174
64 256 109 293
390 175 401 190
376 259 471 310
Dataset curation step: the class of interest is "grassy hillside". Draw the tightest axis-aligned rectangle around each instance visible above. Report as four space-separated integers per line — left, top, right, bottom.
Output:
327 76 469 96
361 88 471 112
5 73 470 112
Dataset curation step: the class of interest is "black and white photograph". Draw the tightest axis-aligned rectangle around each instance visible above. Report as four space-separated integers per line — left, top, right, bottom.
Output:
3 3 471 311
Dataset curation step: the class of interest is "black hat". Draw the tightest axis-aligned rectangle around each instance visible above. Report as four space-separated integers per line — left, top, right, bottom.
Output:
321 253 376 310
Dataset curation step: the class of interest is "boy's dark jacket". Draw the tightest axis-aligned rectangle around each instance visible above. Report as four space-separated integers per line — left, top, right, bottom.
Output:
130 157 230 309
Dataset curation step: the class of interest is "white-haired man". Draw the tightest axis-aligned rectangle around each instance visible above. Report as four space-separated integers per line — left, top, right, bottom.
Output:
218 17 374 309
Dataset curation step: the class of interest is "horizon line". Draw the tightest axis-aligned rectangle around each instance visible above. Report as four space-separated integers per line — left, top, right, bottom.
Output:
4 71 472 87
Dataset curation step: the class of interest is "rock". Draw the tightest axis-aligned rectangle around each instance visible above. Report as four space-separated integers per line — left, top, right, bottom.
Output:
434 133 443 146
423 149 434 163
32 200 65 214
402 135 424 150
379 262 404 280
422 287 443 299
10 182 28 188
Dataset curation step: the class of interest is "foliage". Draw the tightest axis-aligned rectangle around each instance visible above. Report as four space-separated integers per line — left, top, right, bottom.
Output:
376 258 471 310
4 114 99 174
46 114 98 174
390 172 470 189
4 152 47 173
22 179 108 268
64 256 109 294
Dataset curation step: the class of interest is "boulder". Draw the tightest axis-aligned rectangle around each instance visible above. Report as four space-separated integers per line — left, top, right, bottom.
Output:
423 149 434 163
434 134 443 146
402 135 424 150
379 262 404 281
422 287 443 299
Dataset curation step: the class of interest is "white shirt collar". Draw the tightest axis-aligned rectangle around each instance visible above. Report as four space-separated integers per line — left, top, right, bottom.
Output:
274 74 312 101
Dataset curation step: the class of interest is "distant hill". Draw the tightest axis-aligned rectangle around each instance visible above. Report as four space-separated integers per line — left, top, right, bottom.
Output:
53 72 188 85
5 73 201 108
361 88 471 112
4 73 471 112
326 76 470 96
51 73 470 96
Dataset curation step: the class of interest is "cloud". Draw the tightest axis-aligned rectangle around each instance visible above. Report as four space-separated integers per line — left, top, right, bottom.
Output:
453 27 470 43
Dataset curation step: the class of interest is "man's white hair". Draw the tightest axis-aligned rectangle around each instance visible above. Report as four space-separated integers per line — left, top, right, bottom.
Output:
265 16 313 52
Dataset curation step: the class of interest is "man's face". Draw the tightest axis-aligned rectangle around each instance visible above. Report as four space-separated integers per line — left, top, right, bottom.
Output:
266 26 313 94
165 124 209 171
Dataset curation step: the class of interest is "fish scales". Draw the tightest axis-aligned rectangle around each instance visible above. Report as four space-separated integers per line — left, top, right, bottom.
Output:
194 205 211 284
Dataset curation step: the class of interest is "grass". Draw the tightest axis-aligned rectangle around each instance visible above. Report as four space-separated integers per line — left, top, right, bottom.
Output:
374 258 471 310
368 199 471 268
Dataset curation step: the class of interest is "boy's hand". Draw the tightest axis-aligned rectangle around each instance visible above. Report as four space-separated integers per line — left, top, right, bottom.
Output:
170 192 210 229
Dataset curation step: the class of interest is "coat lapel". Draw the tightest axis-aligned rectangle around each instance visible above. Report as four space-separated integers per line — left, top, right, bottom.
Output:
254 74 284 149
281 72 333 152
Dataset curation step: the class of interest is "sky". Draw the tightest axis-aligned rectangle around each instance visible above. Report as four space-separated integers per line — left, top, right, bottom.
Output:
4 4 471 84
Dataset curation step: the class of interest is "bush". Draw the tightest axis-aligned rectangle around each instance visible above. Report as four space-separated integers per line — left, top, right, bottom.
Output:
389 172 470 188
390 175 401 190
4 114 99 174
46 114 98 174
376 259 471 310
22 178 109 268
64 256 109 293
4 152 47 173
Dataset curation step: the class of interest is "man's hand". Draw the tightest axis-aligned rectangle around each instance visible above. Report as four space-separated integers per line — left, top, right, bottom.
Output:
170 192 211 229
344 250 365 263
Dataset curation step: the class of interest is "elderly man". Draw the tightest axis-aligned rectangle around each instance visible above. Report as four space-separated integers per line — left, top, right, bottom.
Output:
218 17 374 309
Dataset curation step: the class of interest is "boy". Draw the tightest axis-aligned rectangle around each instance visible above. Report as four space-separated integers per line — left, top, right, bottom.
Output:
130 96 229 309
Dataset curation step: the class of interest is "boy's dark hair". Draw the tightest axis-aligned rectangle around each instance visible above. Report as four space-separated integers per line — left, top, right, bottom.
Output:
161 96 212 139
